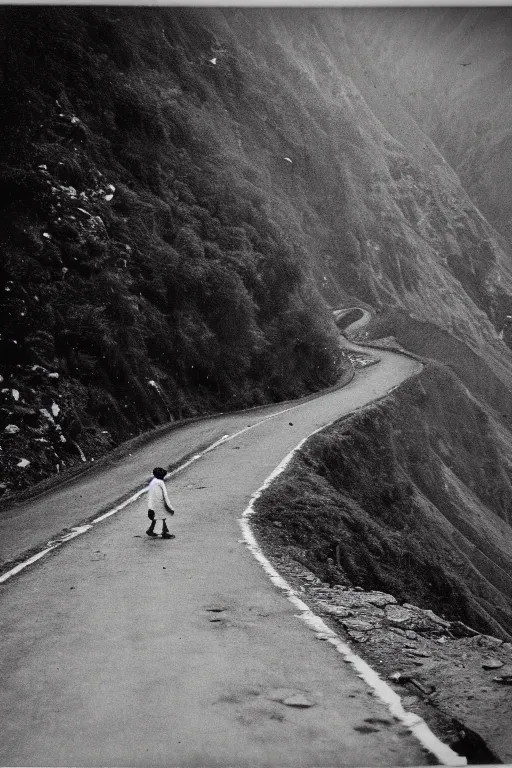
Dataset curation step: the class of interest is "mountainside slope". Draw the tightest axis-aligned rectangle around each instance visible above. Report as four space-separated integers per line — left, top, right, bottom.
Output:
2 6 512 509
256 362 512 641
3 8 512 757
219 9 512 370
340 8 512 243
0 7 349 492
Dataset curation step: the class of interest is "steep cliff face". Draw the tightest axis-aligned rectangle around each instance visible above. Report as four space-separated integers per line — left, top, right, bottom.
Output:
339 8 512 243
254 363 512 641
2 6 512 505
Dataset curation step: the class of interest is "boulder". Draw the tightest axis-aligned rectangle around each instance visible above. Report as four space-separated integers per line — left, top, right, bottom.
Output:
384 604 450 634
341 618 376 632
491 665 512 684
384 604 415 627
356 605 385 622
404 649 432 658
282 694 314 708
482 658 504 670
477 635 503 649
319 603 351 619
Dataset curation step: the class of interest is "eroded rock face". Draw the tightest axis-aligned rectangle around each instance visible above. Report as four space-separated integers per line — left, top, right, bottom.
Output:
311 583 463 639
314 588 397 610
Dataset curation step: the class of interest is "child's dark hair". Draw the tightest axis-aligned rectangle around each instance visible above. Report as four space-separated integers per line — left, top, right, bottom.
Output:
153 467 167 480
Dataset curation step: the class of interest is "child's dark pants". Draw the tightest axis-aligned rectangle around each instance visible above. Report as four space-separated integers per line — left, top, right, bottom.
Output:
147 509 156 534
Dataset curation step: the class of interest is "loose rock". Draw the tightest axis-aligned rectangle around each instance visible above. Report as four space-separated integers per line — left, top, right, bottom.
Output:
477 635 503 649
385 604 415 627
282 694 314 708
341 618 375 632
354 724 379 733
389 671 412 683
482 658 504 670
319 604 351 619
493 676 512 685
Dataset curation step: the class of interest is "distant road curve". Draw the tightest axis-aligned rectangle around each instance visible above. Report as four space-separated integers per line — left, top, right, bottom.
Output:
333 306 373 334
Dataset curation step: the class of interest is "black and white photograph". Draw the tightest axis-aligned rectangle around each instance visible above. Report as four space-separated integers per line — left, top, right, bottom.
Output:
0 3 511 766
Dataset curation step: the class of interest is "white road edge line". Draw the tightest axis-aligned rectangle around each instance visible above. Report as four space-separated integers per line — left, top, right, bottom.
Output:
239 427 467 768
0 396 338 586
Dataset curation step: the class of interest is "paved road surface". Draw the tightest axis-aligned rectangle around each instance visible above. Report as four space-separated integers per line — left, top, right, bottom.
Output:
0 344 455 767
0 406 297 570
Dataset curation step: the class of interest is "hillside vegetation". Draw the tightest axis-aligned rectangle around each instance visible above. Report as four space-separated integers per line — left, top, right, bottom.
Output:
0 8 346 492
3 6 512 505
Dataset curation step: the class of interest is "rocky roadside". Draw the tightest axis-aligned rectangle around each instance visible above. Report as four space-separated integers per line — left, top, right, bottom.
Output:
253 539 511 764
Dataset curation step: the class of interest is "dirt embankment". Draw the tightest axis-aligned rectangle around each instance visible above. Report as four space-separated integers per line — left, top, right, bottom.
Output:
253 360 512 762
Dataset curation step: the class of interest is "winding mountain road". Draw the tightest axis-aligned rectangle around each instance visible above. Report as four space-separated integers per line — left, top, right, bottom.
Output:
333 307 372 335
0 319 465 766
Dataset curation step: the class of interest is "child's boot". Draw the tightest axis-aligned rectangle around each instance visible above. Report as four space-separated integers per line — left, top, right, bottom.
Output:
161 519 174 539
146 519 158 537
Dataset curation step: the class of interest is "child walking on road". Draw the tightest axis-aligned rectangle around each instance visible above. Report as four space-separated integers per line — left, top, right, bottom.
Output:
146 467 176 539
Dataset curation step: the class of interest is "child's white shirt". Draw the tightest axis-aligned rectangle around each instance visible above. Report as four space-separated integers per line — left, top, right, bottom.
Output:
147 477 172 515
